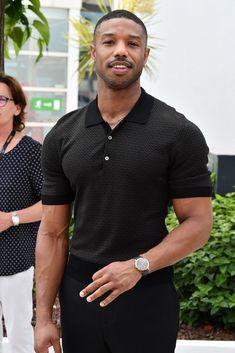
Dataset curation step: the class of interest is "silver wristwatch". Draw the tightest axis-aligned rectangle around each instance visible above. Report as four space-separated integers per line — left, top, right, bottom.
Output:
134 255 150 276
11 211 20 226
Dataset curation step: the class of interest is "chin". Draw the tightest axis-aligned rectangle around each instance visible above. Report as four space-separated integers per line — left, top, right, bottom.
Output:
99 70 142 91
106 77 140 90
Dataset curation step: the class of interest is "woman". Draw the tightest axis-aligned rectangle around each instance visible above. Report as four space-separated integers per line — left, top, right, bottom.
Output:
0 73 43 353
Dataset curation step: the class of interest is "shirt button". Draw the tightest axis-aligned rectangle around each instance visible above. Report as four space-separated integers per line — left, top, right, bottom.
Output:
108 135 112 140
104 156 110 161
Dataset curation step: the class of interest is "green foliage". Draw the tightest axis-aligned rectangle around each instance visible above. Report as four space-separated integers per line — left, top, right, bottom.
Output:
70 16 94 80
69 217 75 242
4 0 50 62
166 192 235 328
210 171 217 187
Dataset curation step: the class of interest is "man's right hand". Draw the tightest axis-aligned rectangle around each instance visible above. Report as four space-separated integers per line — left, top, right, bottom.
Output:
34 322 61 353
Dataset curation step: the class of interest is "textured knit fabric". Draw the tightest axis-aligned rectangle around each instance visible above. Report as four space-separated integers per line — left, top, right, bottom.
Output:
41 89 212 265
0 136 42 276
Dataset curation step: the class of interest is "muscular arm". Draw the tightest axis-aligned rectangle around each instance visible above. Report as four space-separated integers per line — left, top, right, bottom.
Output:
80 197 212 307
35 204 72 353
142 197 213 272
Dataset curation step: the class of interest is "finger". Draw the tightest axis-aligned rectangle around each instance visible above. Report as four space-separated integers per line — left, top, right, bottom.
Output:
53 339 62 353
86 283 113 302
92 267 107 281
100 289 120 307
79 277 106 297
34 345 49 353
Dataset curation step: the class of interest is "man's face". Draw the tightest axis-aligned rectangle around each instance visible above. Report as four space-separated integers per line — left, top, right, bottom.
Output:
91 18 150 90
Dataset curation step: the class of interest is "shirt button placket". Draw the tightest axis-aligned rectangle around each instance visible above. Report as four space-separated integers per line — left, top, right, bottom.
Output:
105 135 112 161
104 134 113 163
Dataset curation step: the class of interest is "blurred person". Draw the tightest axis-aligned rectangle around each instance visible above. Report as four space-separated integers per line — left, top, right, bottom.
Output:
0 73 43 353
35 10 212 353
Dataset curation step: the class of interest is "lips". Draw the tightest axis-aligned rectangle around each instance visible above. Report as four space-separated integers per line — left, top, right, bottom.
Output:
108 60 133 69
108 60 133 75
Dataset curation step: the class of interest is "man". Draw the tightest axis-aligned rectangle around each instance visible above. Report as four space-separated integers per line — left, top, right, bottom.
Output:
34 10 212 353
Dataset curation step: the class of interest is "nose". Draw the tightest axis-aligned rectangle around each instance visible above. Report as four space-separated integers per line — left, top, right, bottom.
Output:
113 41 128 57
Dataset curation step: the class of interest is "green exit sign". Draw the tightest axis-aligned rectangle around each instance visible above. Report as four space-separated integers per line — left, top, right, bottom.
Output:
31 97 62 112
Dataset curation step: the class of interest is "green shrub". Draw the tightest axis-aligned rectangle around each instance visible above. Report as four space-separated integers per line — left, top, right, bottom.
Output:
166 192 235 328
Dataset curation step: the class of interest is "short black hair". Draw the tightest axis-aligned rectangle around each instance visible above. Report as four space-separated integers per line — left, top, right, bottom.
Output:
94 9 148 43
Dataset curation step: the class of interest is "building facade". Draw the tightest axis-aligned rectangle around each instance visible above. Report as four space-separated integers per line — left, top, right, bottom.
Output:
5 0 85 142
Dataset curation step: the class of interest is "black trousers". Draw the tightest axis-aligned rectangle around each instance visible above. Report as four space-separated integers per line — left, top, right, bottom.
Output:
60 261 179 353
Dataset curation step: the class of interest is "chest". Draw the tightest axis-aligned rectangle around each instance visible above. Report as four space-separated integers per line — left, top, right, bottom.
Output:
61 123 171 188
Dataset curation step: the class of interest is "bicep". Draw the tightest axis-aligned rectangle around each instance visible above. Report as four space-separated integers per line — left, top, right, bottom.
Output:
41 133 74 205
172 197 212 224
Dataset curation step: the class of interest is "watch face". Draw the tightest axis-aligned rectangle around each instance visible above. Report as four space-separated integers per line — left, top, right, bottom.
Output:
12 213 20 226
135 257 149 271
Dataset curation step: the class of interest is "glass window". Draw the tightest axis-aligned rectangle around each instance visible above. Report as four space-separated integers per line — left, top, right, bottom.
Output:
78 72 97 108
24 125 52 144
78 5 102 107
25 91 67 123
4 6 76 142
20 7 69 53
5 55 67 88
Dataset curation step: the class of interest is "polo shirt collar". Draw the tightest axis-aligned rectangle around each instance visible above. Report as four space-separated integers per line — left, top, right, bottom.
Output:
85 88 154 128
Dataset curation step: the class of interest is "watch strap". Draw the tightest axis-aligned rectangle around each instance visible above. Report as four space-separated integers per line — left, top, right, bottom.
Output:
11 211 20 226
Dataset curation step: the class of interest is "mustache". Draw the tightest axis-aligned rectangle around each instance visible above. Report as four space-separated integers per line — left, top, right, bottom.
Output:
107 57 133 68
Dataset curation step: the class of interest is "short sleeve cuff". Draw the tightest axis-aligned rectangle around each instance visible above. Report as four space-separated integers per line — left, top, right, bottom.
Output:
170 186 212 199
169 171 212 199
42 194 74 205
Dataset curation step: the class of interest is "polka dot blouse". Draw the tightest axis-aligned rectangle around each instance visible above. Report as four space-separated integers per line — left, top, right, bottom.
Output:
0 136 43 276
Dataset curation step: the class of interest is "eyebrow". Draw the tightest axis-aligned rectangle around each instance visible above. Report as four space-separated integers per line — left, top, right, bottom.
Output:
100 33 142 40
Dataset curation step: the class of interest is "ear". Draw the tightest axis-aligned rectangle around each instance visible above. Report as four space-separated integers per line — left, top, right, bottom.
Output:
144 47 150 65
90 44 96 61
14 105 21 116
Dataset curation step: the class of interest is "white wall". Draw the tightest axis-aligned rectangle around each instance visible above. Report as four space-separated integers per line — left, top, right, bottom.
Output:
141 0 235 155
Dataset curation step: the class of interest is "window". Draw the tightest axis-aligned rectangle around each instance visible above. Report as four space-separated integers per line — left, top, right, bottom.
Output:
5 6 79 143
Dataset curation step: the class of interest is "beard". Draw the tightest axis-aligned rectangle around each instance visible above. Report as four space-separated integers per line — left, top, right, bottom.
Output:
96 66 143 91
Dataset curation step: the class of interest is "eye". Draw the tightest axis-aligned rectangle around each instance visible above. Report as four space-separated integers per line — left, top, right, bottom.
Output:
103 40 114 45
129 42 139 47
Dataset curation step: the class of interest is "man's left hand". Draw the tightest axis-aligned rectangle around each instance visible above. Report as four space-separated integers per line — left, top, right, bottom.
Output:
79 259 142 307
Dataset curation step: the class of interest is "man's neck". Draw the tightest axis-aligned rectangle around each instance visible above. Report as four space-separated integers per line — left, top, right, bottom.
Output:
97 82 142 123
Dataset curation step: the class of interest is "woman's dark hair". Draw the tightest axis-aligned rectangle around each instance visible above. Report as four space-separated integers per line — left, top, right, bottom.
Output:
0 73 27 131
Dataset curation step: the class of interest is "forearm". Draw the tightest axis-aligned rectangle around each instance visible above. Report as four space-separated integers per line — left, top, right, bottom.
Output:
35 205 71 324
13 201 42 223
78 199 212 308
143 215 212 273
36 231 68 323
0 201 42 232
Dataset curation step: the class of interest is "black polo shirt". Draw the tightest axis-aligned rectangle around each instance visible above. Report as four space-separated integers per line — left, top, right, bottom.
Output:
42 89 212 266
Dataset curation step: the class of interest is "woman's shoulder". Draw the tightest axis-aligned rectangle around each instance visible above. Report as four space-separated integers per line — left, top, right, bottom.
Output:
20 135 42 153
22 135 42 147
